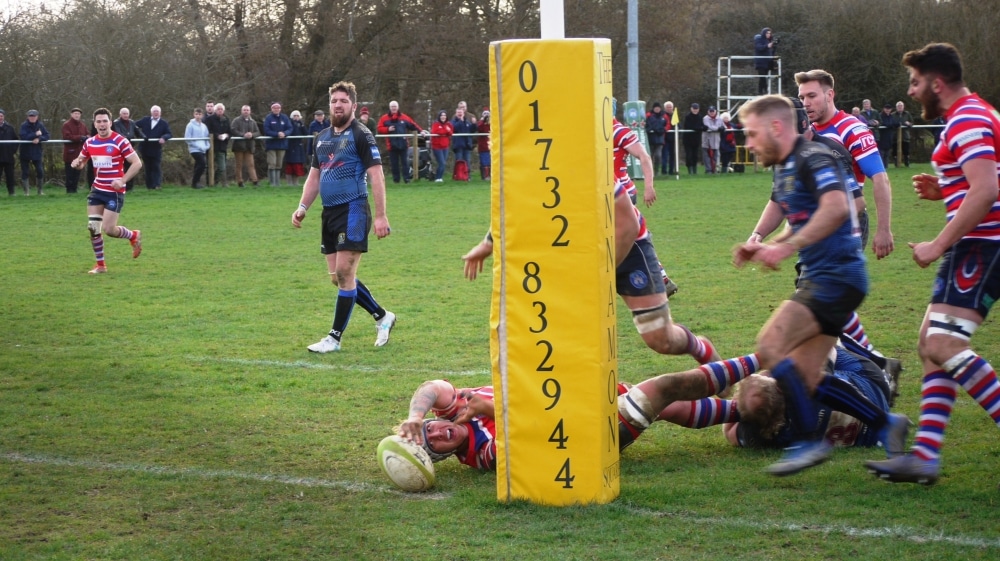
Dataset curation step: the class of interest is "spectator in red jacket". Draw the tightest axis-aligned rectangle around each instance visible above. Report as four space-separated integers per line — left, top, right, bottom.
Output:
429 110 453 182
376 101 422 184
477 109 491 180
62 108 90 193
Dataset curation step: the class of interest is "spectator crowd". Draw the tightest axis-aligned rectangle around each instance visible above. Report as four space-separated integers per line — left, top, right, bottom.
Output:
0 91 936 196
0 100 491 196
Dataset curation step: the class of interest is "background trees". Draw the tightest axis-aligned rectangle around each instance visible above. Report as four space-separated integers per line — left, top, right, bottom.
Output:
1 0 997 128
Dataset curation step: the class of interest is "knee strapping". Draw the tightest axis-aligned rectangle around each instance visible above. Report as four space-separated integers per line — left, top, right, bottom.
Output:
927 312 978 342
632 304 669 335
942 349 977 374
618 386 656 430
87 215 102 238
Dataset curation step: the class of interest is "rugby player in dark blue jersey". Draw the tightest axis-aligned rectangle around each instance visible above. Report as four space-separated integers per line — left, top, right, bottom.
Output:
733 95 908 476
292 81 396 353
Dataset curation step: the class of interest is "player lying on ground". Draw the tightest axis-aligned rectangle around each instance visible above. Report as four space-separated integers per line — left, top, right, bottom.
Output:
396 354 760 470
725 338 904 450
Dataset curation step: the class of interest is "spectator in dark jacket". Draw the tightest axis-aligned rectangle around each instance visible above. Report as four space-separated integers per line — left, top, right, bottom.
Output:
204 103 231 186
230 105 260 187
645 102 667 175
19 110 49 195
892 101 914 167
0 109 19 195
135 105 172 190
451 107 477 168
754 27 776 95
307 109 330 161
62 108 89 193
876 103 899 167
283 110 308 186
376 101 422 183
113 108 138 191
681 103 705 175
262 102 293 186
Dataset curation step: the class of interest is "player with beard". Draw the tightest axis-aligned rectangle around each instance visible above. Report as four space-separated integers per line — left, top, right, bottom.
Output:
71 108 144 274
865 43 1000 485
733 95 908 477
292 81 397 353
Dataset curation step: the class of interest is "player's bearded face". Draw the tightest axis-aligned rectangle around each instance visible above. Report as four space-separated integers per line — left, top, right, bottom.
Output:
908 69 942 121
330 94 355 127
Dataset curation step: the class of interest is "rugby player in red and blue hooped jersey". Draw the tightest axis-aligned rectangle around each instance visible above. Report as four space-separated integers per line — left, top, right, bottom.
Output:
612 117 656 208
867 43 1000 485
611 111 717 365
71 107 144 274
612 107 679 295
396 353 761 471
292 81 397 354
794 69 894 260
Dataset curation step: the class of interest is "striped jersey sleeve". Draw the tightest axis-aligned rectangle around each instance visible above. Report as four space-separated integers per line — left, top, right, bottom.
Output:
814 110 885 186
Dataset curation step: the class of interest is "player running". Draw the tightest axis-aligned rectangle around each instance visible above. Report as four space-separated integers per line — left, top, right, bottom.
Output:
866 43 1000 486
71 107 143 274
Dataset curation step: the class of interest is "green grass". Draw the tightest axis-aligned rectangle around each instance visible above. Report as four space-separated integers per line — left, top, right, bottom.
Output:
1 169 999 560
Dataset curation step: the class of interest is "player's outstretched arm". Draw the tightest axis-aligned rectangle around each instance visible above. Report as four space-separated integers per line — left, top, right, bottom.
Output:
398 380 460 444
462 234 494 281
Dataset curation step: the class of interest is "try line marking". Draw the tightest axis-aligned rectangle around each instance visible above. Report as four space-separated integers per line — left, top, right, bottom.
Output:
2 451 998 548
187 355 489 377
0 451 449 500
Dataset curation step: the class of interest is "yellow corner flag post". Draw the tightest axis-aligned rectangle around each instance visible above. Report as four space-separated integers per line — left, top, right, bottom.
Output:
488 38 619 505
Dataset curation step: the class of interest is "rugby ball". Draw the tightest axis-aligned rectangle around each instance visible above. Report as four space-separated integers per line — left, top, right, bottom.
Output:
376 435 436 492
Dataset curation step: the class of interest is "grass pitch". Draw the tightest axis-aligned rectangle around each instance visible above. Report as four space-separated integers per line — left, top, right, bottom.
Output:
1 168 998 560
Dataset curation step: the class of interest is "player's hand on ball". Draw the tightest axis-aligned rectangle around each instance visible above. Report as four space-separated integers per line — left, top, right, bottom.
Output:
398 419 424 444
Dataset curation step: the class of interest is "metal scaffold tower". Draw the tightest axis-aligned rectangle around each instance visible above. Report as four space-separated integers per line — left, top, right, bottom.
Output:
717 55 782 118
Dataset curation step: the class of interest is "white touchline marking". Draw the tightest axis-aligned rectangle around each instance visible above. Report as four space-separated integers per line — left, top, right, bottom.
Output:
2 452 997 547
621 505 1000 548
1 452 449 500
188 355 489 377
